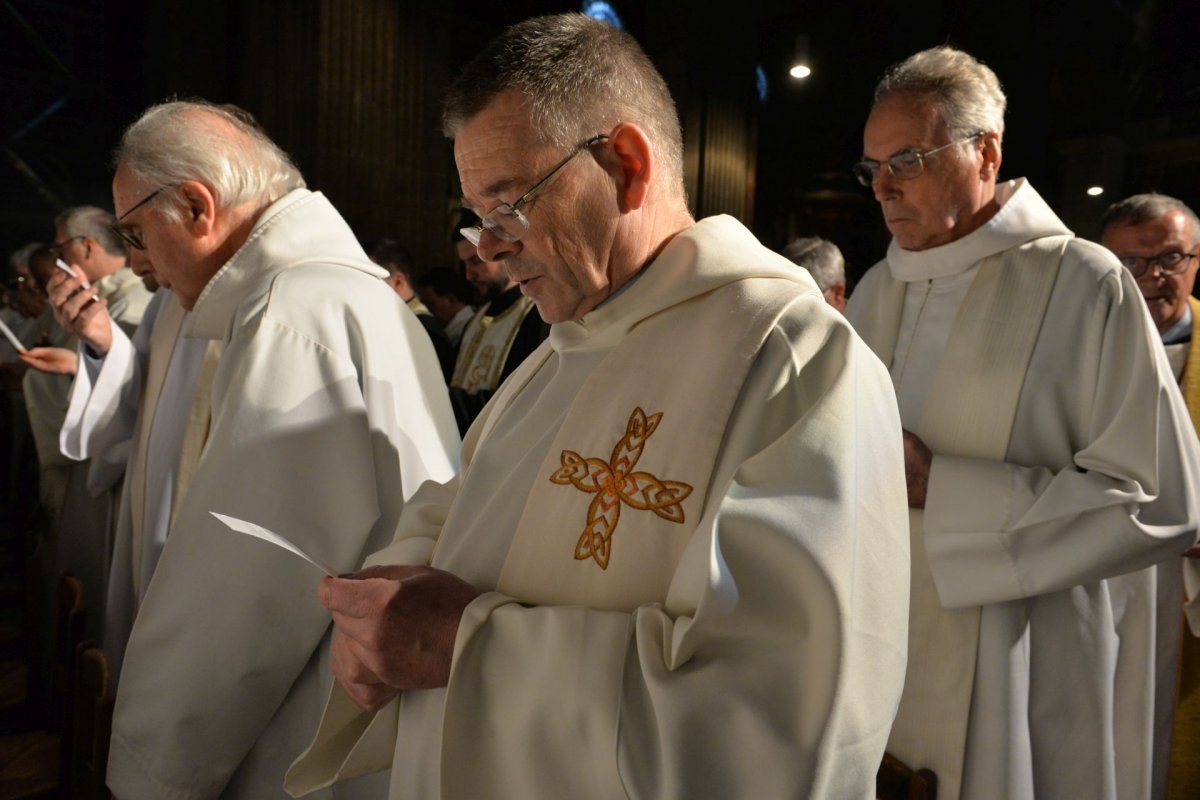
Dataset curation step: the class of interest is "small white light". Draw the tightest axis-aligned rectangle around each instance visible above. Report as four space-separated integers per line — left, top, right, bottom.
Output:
1087 186 1104 196
789 64 812 79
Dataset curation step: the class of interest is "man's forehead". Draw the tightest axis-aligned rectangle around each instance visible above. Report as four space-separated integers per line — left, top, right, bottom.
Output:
863 95 945 153
1109 212 1193 246
454 91 556 203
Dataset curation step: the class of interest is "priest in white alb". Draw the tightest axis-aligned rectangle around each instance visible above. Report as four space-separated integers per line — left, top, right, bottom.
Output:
286 14 910 800
846 46 1200 800
103 101 460 800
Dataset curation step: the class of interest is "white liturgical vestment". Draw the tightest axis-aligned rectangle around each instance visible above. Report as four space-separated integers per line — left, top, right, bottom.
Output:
59 288 212 670
107 190 460 800
287 215 911 799
846 178 1200 800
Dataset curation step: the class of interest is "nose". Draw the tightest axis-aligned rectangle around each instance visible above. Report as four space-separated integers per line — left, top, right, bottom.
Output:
475 227 521 263
128 248 153 278
872 167 898 203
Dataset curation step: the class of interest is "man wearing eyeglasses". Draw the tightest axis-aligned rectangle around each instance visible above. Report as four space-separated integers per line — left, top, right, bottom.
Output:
1101 193 1200 799
103 101 459 800
846 47 1200 800
48 206 153 337
287 14 909 800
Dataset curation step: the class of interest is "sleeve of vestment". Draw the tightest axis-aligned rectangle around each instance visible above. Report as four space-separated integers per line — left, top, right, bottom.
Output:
924 262 1200 608
106 306 444 800
58 315 145 465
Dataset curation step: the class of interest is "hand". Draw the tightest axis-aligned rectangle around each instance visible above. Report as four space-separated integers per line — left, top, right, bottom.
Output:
18 346 78 376
903 429 932 509
1185 544 1200 558
46 266 111 355
321 565 480 711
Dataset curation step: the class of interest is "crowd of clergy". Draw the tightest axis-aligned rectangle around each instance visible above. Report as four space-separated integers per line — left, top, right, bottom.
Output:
0 11 1198 800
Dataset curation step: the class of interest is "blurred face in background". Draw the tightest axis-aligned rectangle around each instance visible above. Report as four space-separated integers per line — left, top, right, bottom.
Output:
456 238 512 302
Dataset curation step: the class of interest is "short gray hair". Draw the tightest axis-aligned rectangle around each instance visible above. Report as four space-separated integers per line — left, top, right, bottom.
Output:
442 14 684 198
114 100 306 222
1100 193 1200 247
8 241 44 275
874 46 1006 141
782 237 845 293
55 206 126 256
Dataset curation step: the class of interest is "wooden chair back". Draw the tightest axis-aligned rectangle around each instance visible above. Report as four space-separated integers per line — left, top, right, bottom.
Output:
70 647 114 800
49 575 85 734
877 751 937 800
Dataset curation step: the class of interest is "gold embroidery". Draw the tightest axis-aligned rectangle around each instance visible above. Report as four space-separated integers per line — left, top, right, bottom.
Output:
549 407 693 569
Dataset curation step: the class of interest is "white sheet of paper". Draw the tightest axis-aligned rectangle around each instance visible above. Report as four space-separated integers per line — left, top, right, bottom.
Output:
0 318 25 352
210 511 338 576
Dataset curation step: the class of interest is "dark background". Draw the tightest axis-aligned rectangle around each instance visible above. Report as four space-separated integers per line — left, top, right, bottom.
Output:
2 0 1198 285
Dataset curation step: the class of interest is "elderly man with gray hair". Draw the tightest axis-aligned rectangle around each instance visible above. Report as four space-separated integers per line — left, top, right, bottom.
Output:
782 236 847 312
103 100 459 800
845 47 1200 800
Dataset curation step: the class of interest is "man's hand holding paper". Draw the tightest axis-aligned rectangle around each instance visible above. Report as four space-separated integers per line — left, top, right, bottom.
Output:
47 265 112 356
320 565 480 710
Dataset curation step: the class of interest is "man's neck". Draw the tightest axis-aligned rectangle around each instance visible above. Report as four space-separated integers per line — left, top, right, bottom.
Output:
1161 304 1193 345
610 199 694 296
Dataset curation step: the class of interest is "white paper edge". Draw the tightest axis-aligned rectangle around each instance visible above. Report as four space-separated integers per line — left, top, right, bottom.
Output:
210 511 337 576
0 318 25 352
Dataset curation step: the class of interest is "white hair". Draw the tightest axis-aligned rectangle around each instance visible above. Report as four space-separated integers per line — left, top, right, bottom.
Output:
8 242 43 275
114 100 305 221
874 46 1007 141
55 205 125 256
781 237 845 293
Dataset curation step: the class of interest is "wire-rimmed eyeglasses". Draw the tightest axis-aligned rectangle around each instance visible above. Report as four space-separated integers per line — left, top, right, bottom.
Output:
110 186 172 251
852 132 985 187
460 134 609 248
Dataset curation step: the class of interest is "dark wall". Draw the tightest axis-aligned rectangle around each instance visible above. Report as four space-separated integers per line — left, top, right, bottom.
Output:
2 0 1198 283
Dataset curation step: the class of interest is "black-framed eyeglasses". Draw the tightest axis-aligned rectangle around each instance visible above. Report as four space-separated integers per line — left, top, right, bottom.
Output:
460 134 609 247
110 186 171 251
1117 249 1199 279
49 235 86 255
852 132 985 187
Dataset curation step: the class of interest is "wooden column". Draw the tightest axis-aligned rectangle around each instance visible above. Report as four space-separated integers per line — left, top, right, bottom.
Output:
235 0 452 271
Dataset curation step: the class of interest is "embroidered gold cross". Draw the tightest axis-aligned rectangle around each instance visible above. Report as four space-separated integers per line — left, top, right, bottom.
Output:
549 407 693 570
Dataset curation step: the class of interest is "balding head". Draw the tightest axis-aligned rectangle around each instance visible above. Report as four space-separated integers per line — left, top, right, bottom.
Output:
114 100 305 221
110 100 306 308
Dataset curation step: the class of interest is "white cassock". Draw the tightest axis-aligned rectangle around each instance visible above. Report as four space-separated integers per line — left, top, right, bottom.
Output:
59 288 212 671
106 189 461 800
846 178 1200 800
286 215 911 799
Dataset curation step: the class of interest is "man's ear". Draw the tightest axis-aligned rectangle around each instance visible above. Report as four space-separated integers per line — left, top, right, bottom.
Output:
979 132 1002 181
607 122 654 212
178 180 218 239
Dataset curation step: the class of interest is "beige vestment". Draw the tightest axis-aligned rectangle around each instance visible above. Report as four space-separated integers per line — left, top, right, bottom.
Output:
287 215 911 799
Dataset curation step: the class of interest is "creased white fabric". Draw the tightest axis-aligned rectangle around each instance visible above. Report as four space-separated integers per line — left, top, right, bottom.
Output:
846 178 1200 799
287 215 911 799
107 190 460 800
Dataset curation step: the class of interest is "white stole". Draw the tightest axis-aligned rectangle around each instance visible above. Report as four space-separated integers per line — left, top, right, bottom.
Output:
450 295 536 394
127 295 223 592
855 235 1069 800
